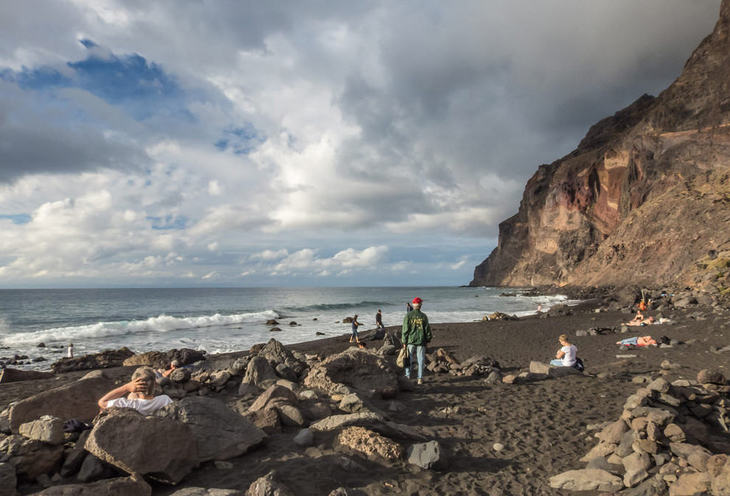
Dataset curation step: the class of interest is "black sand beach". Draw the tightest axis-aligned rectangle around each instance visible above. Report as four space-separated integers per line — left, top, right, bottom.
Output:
1 300 728 495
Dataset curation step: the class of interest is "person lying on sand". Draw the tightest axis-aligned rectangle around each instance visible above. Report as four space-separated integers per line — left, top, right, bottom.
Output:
98 366 173 415
623 316 656 326
549 334 577 367
616 335 657 347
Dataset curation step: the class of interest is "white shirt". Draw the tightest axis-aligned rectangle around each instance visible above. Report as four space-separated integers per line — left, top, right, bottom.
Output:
106 395 173 415
561 345 577 366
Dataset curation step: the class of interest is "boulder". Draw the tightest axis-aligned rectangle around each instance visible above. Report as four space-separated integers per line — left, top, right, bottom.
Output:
293 429 314 447
407 440 445 470
84 409 198 484
309 412 425 440
0 368 54 384
597 420 628 445
709 454 730 495
241 357 278 389
257 339 306 376
303 349 398 399
697 369 726 385
529 361 550 375
246 408 281 434
337 426 403 463
29 476 152 495
19 416 65 445
9 371 113 432
245 471 294 496
169 368 192 383
51 348 135 374
276 405 305 427
249 385 298 413
338 393 364 413
622 451 651 487
122 348 204 369
157 396 266 463
76 453 117 483
0 462 16 496
548 469 623 492
0 434 64 480
669 472 711 496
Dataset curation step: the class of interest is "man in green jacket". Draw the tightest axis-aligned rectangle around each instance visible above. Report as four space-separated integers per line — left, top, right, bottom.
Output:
402 297 432 384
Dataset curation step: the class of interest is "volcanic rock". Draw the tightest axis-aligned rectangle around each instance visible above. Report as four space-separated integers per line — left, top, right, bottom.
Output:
470 0 730 293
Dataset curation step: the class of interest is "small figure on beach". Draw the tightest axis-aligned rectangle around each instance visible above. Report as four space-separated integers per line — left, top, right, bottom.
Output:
67 343 74 358
98 366 173 415
402 297 432 385
536 304 543 313
350 315 362 344
375 309 384 329
155 359 180 384
550 334 577 367
616 335 658 347
623 314 656 326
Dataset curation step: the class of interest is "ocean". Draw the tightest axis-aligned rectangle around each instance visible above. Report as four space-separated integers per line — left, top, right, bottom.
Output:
0 287 574 370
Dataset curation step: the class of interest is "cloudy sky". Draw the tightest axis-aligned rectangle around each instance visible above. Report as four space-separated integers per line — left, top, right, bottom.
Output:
0 0 722 288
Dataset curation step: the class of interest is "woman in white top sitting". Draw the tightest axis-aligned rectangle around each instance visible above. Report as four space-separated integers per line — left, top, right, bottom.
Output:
550 334 577 367
98 366 173 415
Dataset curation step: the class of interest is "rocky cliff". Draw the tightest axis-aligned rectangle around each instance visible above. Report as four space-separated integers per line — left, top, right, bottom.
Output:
471 0 730 294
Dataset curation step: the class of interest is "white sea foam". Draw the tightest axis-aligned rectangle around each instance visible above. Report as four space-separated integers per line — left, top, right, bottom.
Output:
0 310 280 347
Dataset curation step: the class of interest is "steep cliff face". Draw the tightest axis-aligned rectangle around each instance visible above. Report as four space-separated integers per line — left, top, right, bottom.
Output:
471 0 730 291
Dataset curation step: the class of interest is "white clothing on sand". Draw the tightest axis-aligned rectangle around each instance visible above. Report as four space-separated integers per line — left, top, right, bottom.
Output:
560 344 577 366
106 395 172 415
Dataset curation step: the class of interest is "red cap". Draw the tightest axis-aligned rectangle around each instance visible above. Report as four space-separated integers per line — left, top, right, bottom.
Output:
412 297 423 305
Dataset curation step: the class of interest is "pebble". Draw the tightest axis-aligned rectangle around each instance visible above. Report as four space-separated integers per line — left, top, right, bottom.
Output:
493 443 504 452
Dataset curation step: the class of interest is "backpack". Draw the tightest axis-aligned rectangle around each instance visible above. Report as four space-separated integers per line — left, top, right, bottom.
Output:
572 357 585 372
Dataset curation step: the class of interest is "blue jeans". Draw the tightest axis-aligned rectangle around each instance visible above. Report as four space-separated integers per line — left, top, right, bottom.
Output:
405 344 426 379
550 359 568 367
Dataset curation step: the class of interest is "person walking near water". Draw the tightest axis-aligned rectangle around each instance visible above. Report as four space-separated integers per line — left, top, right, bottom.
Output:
350 314 362 343
402 297 432 384
375 309 384 329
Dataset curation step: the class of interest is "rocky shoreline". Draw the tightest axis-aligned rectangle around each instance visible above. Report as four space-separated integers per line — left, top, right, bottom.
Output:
0 292 728 495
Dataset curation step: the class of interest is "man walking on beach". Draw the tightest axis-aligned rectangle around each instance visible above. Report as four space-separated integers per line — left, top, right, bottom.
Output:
402 297 432 384
375 309 384 329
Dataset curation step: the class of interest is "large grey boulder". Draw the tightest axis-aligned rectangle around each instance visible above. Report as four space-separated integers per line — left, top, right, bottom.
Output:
76 453 116 483
303 349 398 398
309 411 425 440
549 469 623 492
157 396 266 463
9 371 113 432
622 451 651 488
85 409 197 484
0 434 64 480
0 462 16 496
249 385 298 413
60 431 90 478
407 441 444 470
19 416 65 445
241 357 278 389
29 476 151 495
257 339 307 377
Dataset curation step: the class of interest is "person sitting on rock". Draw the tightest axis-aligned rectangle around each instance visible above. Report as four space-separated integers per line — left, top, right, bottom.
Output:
549 334 577 367
616 335 657 347
98 366 173 415
154 359 180 385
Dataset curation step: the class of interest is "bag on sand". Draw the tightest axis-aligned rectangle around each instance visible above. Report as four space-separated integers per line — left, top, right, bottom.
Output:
396 347 410 368
572 357 585 372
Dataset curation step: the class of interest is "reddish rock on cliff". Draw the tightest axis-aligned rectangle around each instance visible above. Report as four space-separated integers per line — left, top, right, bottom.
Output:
472 0 730 292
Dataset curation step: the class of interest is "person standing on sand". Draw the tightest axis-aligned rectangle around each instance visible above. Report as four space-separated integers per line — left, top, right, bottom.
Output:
550 334 577 367
402 297 432 384
375 309 384 329
350 314 362 343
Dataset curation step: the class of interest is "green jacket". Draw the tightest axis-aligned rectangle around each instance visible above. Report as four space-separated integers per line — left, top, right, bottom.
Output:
402 309 432 346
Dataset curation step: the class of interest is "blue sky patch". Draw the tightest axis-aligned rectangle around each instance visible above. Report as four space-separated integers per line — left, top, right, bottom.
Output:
0 214 32 225
1 39 190 122
146 215 188 230
215 124 266 155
